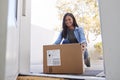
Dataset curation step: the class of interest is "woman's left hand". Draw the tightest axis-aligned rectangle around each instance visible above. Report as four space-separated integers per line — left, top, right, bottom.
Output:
81 43 87 52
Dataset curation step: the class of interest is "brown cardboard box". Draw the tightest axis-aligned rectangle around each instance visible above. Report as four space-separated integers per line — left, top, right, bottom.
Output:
43 43 84 74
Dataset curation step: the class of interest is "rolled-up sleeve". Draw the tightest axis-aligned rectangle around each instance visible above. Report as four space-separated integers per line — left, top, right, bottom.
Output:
78 27 87 44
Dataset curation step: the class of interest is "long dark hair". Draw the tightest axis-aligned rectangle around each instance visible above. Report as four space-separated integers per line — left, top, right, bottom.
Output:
62 13 79 38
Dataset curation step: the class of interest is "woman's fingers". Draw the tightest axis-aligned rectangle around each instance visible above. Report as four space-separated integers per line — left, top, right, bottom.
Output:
81 44 86 52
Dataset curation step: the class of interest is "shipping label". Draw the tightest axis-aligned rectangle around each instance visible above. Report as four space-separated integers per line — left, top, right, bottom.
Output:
47 49 61 66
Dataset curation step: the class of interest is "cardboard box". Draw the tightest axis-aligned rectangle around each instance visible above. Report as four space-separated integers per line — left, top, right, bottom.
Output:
43 43 84 74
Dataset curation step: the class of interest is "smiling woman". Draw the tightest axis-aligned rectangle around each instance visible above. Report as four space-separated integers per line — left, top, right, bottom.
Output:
56 0 103 60
54 13 90 67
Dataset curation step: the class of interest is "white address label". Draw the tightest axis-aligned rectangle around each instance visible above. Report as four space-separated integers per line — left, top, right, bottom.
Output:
47 49 61 66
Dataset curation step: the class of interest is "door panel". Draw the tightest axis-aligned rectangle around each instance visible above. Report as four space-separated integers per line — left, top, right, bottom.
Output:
5 0 19 80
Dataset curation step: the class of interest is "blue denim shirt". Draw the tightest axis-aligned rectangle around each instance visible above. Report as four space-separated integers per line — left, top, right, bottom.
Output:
54 27 86 44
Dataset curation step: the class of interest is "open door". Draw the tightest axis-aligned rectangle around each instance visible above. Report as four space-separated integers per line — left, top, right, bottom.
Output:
0 0 31 79
0 0 21 80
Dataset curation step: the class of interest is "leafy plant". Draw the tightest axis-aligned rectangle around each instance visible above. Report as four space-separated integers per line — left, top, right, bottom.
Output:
94 42 103 55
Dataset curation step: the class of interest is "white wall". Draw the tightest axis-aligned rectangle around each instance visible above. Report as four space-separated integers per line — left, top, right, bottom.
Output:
31 24 58 72
31 25 55 64
99 0 120 80
0 0 20 80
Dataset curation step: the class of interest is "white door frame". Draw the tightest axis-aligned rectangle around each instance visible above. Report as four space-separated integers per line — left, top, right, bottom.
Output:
19 0 31 74
99 0 120 80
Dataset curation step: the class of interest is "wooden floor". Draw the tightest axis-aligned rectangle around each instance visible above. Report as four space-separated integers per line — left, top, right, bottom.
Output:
17 76 68 80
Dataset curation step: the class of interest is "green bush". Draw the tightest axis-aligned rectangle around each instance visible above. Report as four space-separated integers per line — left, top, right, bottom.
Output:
94 42 103 55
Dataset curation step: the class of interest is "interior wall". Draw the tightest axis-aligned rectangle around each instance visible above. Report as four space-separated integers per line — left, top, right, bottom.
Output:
99 0 120 80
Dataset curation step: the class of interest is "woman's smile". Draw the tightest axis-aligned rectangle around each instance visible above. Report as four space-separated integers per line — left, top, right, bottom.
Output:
65 15 73 28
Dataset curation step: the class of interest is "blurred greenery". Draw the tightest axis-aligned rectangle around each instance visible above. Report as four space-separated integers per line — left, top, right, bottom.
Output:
94 42 103 55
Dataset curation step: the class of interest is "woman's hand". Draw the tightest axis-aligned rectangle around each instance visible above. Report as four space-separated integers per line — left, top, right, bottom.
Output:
81 43 87 52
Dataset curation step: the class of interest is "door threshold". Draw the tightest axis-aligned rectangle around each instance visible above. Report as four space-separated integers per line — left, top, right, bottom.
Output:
19 73 105 80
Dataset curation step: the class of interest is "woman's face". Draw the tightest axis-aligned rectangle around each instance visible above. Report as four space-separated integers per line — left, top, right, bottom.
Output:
65 15 73 28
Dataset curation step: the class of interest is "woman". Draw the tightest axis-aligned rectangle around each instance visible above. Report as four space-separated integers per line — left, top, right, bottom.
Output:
54 13 90 67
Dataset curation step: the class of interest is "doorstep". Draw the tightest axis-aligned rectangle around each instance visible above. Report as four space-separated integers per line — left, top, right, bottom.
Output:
18 73 105 80
17 76 66 80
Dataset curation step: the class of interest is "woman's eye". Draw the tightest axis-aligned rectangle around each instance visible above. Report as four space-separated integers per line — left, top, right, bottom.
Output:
65 19 68 22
